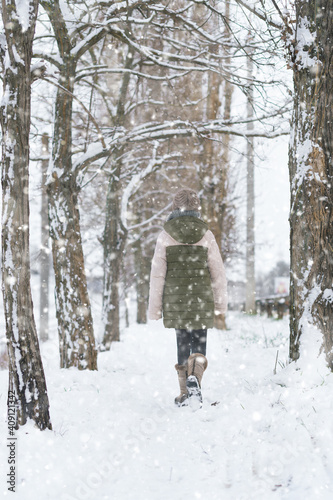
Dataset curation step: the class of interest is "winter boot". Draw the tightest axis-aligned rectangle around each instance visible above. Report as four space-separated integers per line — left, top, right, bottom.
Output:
174 364 189 406
186 353 208 407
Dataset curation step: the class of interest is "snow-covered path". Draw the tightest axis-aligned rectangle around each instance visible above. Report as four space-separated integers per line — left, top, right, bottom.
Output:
1 313 333 500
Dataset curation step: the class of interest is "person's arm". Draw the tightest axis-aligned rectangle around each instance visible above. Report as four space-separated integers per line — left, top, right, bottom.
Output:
148 232 167 320
207 232 228 316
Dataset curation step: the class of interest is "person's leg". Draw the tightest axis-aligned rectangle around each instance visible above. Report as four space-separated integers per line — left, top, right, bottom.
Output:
174 329 191 406
175 329 191 365
186 329 208 406
190 329 207 356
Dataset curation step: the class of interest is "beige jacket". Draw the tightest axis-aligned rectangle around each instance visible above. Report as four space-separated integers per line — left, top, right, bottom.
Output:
148 229 228 321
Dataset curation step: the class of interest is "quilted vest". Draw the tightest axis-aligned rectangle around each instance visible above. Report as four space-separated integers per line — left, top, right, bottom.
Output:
162 215 214 329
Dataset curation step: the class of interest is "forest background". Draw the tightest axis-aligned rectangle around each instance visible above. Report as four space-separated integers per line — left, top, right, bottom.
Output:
1 0 333 445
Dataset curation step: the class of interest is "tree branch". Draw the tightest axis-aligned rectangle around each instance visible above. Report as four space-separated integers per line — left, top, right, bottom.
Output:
234 0 283 30
42 76 106 149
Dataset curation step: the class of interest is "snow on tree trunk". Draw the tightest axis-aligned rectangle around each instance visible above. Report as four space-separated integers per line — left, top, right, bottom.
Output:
0 0 52 429
47 61 97 370
289 0 333 368
48 176 97 369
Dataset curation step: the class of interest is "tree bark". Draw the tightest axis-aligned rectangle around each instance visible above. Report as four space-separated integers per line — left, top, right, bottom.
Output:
220 0 234 259
40 134 50 342
289 0 333 367
102 160 128 348
135 238 150 324
47 55 97 369
101 48 133 348
200 44 221 234
48 175 97 369
215 0 234 330
0 0 52 429
199 4 235 329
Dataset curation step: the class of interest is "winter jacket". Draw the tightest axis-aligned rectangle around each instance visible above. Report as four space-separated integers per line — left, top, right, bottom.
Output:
148 213 228 329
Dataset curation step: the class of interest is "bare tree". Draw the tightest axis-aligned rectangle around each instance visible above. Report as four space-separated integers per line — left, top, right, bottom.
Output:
288 0 333 366
235 0 333 368
0 0 52 429
38 0 104 369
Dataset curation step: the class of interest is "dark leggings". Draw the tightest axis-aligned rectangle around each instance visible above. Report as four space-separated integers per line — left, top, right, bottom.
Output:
176 329 207 365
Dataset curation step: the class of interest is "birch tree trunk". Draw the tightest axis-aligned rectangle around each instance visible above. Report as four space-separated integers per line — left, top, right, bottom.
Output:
289 0 333 367
0 0 52 429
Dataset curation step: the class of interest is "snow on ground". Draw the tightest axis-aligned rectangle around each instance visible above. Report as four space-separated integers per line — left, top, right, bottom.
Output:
1 312 333 500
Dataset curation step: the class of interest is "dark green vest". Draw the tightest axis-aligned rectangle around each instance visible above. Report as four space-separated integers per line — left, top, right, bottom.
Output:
162 216 214 329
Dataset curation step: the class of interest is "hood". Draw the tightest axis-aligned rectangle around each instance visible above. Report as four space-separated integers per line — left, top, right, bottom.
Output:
164 215 208 244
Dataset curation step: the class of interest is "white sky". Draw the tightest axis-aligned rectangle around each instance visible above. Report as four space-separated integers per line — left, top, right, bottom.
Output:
228 132 290 281
255 134 290 275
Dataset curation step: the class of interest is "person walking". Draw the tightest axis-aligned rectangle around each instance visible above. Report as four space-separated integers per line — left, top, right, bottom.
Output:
148 188 227 407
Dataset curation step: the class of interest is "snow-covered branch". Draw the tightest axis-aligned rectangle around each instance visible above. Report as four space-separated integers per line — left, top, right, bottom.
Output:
122 119 289 143
120 148 181 230
75 65 191 83
42 76 106 149
71 116 289 176
33 51 63 68
108 27 233 79
72 142 107 174
233 0 283 30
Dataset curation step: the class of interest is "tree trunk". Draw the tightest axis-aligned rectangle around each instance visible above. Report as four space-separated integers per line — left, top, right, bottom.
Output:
289 0 333 368
135 239 150 324
200 45 221 234
48 176 97 369
40 134 50 342
199 49 228 330
219 0 234 260
48 60 97 370
102 161 128 348
245 39 256 314
101 50 133 348
215 0 234 331
0 0 52 429
122 257 130 328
